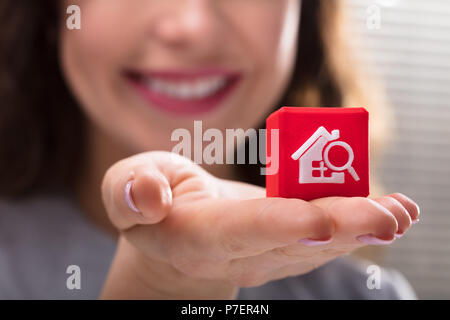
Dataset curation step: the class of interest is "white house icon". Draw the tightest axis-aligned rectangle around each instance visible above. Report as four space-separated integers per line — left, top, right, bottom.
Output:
291 126 360 184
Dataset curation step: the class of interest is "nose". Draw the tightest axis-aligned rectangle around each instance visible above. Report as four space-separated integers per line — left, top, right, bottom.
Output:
150 0 220 51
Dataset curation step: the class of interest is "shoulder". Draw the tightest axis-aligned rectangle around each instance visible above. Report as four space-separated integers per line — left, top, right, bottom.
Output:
0 193 116 299
308 257 417 299
0 193 87 246
238 257 417 300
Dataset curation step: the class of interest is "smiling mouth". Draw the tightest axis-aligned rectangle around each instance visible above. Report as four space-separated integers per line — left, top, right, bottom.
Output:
125 69 242 115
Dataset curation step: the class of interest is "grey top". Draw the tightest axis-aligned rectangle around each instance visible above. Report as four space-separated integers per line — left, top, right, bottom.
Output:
0 193 417 300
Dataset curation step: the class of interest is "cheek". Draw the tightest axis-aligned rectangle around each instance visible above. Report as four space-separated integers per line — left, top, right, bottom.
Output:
59 8 145 151
60 27 122 128
60 26 180 153
231 3 288 63
229 1 300 126
60 0 143 110
61 2 137 79
61 4 121 109
246 1 299 82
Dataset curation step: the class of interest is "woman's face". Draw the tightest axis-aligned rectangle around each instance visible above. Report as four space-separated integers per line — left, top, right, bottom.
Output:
60 0 301 153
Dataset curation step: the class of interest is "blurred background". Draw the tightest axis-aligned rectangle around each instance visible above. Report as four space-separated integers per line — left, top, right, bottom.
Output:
346 0 450 299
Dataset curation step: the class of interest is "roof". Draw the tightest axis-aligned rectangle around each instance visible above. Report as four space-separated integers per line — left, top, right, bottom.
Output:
291 126 340 160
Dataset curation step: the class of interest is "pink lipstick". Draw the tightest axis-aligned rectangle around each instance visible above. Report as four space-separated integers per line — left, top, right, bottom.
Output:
125 69 241 115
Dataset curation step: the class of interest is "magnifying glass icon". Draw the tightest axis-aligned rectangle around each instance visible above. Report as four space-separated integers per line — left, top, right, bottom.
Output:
323 141 360 181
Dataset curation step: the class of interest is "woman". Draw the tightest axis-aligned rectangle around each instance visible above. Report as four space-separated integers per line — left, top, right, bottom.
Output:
0 0 419 299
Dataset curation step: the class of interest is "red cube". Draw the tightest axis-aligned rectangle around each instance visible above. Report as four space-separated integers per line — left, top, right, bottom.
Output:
266 107 369 201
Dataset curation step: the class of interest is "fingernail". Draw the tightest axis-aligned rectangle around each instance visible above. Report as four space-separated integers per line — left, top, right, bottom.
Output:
357 234 394 246
412 219 420 225
125 180 140 213
394 232 404 239
299 238 332 246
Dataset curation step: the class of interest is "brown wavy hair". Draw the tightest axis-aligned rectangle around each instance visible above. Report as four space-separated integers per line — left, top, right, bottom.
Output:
0 0 387 198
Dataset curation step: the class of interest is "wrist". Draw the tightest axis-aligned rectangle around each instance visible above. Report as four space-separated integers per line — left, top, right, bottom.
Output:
101 237 239 300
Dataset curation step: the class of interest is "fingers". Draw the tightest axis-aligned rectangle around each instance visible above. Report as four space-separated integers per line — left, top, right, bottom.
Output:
155 196 335 276
166 192 418 266
202 197 335 259
372 196 411 237
221 193 420 287
313 197 398 244
102 151 214 231
232 196 406 272
129 167 173 223
223 193 419 285
102 160 173 230
312 192 420 245
226 193 419 273
388 193 420 222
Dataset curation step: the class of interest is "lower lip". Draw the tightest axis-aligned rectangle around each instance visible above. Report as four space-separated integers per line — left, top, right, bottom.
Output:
125 72 241 116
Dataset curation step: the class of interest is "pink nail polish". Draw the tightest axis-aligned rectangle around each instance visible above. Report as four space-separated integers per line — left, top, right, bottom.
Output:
357 234 394 246
125 180 140 213
394 232 404 239
415 203 421 216
299 238 332 246
412 219 420 225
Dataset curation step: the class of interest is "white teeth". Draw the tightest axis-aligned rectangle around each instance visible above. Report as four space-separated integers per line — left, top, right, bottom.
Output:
145 76 227 100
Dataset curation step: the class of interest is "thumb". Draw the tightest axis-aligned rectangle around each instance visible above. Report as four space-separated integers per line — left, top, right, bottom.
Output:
102 161 172 231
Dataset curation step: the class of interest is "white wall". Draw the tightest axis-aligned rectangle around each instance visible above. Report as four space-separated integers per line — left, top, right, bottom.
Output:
345 0 450 299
